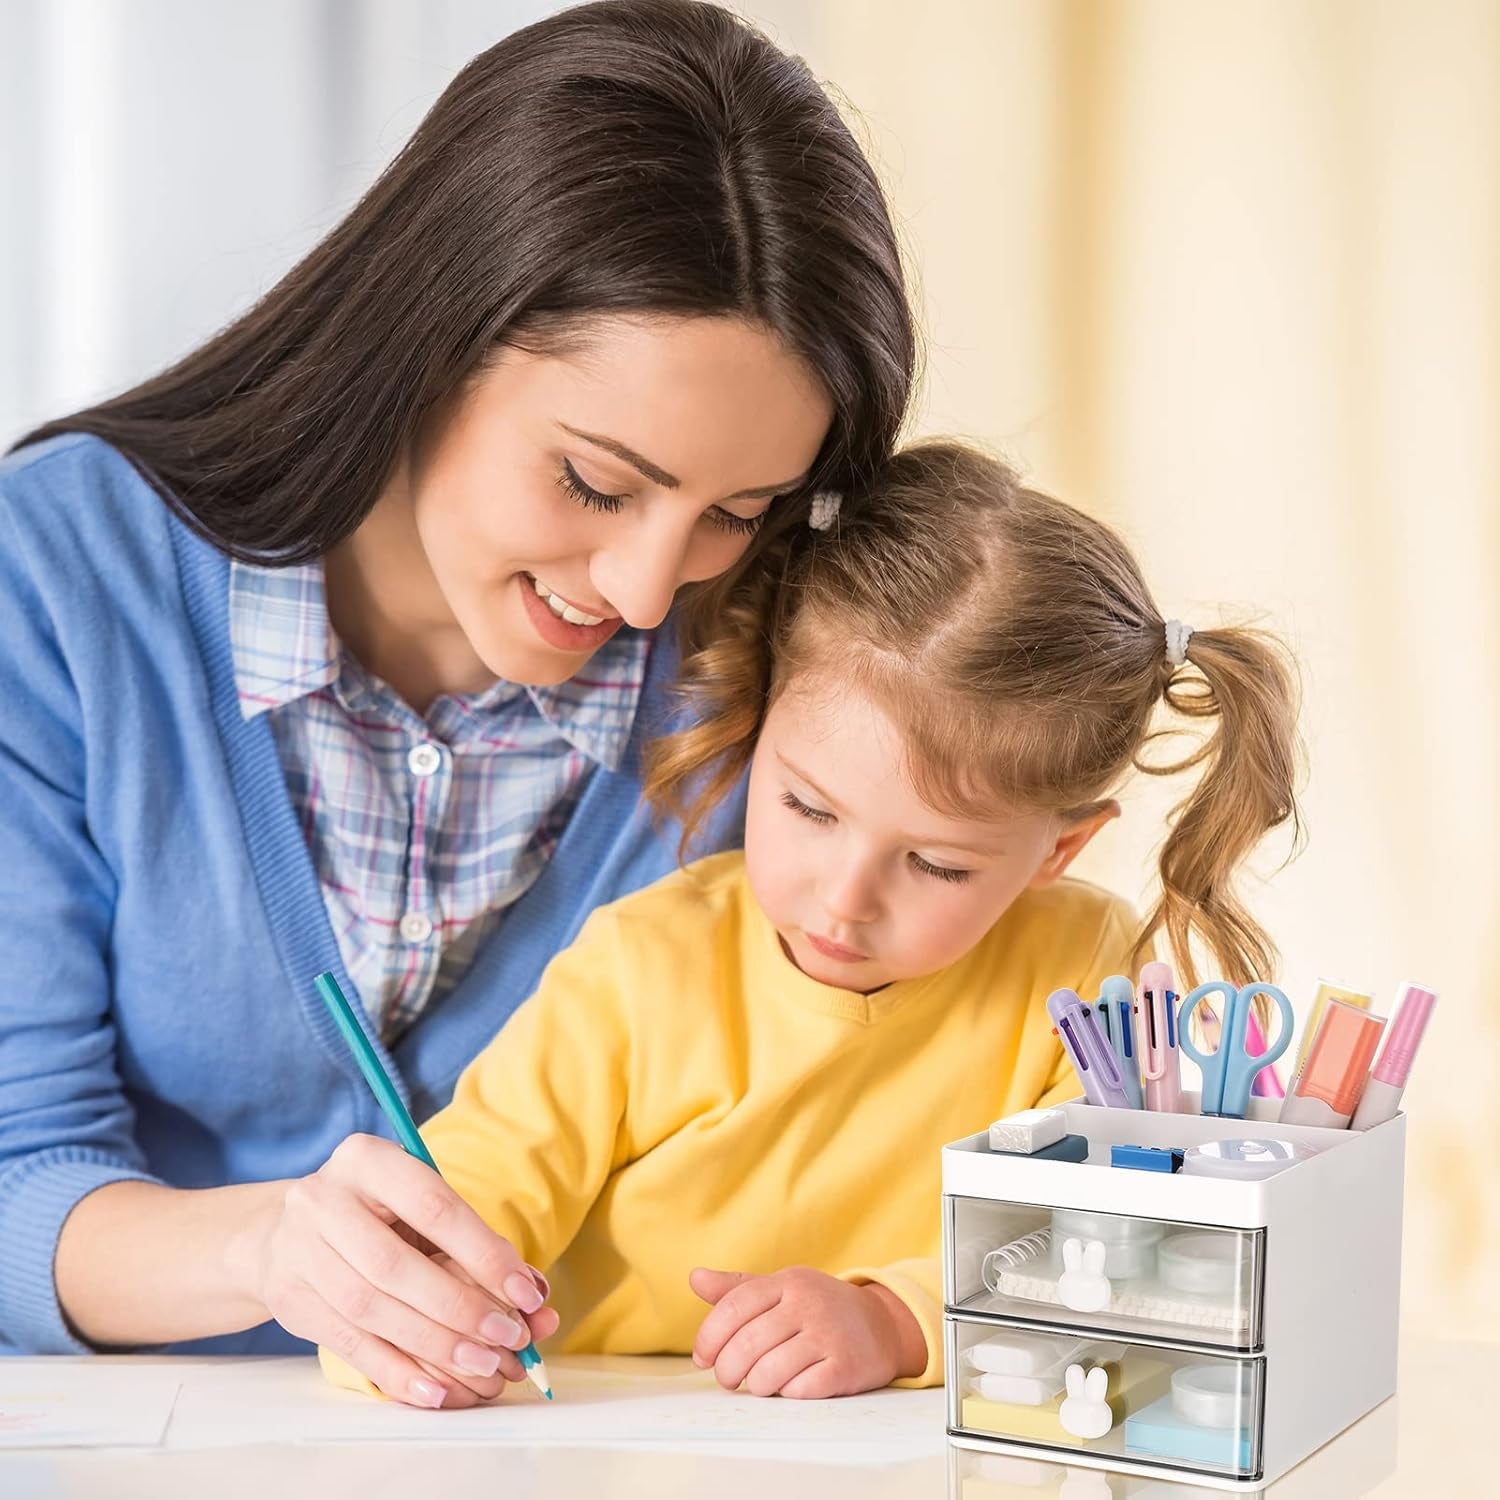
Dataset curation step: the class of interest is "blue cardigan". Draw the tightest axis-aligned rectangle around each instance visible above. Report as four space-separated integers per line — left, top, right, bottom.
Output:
0 435 743 1355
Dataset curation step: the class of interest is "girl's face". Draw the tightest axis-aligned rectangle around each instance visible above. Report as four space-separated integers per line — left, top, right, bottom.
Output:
744 675 1117 992
361 314 833 689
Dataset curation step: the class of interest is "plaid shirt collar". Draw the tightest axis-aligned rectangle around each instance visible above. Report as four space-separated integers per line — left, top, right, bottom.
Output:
227 559 648 771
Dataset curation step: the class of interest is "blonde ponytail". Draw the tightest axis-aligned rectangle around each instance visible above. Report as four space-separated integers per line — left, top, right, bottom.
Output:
1134 625 1303 991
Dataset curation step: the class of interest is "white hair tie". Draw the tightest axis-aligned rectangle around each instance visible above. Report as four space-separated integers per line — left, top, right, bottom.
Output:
1164 619 1194 668
808 490 842 531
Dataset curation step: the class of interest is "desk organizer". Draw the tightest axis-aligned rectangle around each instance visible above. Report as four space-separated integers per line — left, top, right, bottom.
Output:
942 1095 1404 1490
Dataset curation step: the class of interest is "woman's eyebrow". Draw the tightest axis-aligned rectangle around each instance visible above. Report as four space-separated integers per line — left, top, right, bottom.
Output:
558 423 806 500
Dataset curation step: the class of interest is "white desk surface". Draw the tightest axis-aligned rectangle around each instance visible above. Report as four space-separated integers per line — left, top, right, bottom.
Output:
0 1336 1485 1499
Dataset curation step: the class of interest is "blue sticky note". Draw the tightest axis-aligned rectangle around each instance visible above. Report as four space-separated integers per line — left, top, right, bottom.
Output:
1125 1394 1252 1470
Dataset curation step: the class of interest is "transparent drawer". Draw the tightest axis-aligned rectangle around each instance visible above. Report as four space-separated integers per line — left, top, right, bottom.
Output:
946 1196 1264 1350
946 1317 1265 1480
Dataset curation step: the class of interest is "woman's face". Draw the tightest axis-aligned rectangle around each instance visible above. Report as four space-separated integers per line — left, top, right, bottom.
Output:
385 314 833 688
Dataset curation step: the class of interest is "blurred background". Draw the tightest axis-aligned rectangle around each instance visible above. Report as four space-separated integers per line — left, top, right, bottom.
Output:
1 1 1495 1338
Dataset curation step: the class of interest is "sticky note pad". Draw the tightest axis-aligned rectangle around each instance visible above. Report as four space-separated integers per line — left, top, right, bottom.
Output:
960 1356 1173 1447
989 1133 1088 1163
1124 1393 1253 1471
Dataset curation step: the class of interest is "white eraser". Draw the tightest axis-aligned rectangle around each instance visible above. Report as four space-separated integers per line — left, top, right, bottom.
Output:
988 1107 1067 1154
967 1330 1065 1376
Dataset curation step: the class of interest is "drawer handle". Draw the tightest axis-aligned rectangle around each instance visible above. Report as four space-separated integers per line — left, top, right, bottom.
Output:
1059 1362 1114 1440
1058 1237 1111 1313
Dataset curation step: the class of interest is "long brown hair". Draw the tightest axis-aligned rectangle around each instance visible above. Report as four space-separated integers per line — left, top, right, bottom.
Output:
13 0 915 566
647 441 1303 988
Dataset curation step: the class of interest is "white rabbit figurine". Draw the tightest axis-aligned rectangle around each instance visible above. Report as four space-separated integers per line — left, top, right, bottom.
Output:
1058 1236 1111 1312
1058 1362 1114 1441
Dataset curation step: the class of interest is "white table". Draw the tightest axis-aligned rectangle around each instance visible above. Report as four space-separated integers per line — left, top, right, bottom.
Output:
0 1337 1486 1498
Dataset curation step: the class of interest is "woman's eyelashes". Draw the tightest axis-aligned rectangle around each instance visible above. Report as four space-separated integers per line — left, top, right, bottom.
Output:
558 457 625 514
557 458 768 535
778 789 973 884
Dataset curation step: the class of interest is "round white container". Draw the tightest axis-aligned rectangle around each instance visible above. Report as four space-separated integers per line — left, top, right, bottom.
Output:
1050 1208 1163 1280
1157 1232 1242 1296
1171 1363 1253 1429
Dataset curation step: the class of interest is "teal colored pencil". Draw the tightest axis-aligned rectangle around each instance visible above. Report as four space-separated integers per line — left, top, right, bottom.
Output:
313 970 553 1400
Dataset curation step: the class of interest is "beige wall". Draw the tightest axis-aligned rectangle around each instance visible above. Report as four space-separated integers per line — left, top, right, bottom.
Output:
738 0 1500 1339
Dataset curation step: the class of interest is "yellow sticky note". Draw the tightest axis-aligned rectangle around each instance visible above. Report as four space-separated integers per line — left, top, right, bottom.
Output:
960 1356 1173 1447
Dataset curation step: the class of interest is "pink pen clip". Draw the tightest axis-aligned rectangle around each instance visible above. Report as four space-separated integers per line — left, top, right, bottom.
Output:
1137 961 1182 1114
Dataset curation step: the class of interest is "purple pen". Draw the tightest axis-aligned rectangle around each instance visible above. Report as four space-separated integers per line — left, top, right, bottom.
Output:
1047 987 1131 1108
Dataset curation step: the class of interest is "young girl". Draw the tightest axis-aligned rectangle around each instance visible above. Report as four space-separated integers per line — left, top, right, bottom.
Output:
325 441 1299 1403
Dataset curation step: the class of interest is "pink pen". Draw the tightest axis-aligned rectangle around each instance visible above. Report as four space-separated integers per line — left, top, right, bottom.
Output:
1244 1011 1286 1099
1137 961 1182 1113
1349 983 1438 1130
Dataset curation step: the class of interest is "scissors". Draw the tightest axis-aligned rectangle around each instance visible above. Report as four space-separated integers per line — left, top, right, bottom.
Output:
1177 981 1294 1118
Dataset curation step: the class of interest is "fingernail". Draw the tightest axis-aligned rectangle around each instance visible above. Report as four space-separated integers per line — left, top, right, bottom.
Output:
504 1272 545 1313
409 1377 446 1409
525 1263 551 1300
480 1310 525 1346
454 1340 502 1377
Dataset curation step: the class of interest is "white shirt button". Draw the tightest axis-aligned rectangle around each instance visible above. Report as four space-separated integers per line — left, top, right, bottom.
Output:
399 911 434 944
407 742 442 778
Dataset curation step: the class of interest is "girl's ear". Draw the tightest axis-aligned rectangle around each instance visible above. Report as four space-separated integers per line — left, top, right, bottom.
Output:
1029 802 1121 889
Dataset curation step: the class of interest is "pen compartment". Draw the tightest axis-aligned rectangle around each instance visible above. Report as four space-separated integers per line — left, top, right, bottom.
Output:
943 1097 1405 1490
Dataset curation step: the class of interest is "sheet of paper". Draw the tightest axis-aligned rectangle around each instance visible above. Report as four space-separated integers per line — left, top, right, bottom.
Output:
167 1356 947 1464
0 1367 180 1449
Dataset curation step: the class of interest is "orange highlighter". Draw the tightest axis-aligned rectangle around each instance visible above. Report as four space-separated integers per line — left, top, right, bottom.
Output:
1278 997 1385 1128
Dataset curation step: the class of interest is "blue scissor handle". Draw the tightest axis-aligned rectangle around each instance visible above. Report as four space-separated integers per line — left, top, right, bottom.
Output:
1178 981 1294 1116
1177 981 1236 1067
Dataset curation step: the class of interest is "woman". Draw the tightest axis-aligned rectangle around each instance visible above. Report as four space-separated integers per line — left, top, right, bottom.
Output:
0 0 914 1410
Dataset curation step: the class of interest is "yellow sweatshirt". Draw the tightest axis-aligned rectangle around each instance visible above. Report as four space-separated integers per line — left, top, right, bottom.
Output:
368 852 1138 1390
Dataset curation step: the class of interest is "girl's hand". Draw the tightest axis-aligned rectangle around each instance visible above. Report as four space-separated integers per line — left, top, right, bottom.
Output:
247 1133 559 1408
688 1266 926 1398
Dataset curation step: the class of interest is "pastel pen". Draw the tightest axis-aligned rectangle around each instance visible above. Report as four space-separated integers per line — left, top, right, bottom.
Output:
1278 995 1385 1129
1046 987 1131 1109
1092 974 1144 1109
313 971 553 1400
1137 961 1183 1114
1350 983 1438 1130
1244 1010 1286 1100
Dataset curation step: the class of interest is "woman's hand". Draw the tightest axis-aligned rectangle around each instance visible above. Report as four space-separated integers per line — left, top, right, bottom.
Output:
688 1266 926 1398
247 1133 559 1408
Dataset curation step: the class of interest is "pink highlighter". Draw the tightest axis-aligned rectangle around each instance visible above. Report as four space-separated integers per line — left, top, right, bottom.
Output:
1349 983 1438 1130
1137 961 1182 1114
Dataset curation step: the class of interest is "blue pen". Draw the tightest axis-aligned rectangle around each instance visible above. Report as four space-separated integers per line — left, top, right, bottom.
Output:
1091 975 1144 1109
313 971 553 1400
